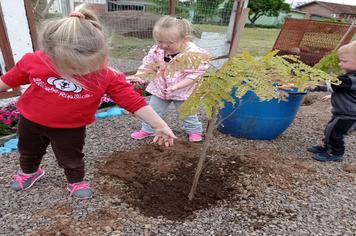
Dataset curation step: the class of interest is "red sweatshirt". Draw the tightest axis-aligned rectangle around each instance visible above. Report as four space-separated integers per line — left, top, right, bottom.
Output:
1 51 147 128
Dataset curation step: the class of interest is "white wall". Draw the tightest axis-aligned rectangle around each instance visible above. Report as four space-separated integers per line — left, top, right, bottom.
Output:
0 49 5 75
0 0 33 66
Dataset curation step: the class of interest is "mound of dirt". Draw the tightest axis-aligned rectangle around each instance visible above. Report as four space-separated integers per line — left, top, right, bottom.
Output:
97 140 316 221
32 140 319 234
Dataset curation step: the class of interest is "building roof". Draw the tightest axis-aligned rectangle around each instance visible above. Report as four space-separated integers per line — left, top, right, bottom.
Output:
296 1 356 15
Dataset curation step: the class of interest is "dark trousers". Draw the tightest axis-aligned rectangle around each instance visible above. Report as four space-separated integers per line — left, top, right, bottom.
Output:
324 116 356 155
17 115 86 183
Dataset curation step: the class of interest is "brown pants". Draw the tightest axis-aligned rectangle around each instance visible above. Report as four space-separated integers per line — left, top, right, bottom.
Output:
17 115 86 183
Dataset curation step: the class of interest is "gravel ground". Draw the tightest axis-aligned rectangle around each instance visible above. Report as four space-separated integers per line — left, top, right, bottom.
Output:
1 92 356 235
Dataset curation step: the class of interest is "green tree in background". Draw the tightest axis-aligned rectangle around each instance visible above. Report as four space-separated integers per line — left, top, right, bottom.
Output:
248 0 290 25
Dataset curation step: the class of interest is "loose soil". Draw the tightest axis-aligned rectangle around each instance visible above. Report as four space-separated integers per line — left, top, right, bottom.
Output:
98 140 316 221
33 139 320 235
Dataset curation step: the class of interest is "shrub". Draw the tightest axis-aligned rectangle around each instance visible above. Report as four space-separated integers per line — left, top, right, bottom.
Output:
0 102 19 136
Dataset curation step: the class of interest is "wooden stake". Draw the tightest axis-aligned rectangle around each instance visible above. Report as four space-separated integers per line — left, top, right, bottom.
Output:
335 20 356 50
228 7 249 57
188 107 218 201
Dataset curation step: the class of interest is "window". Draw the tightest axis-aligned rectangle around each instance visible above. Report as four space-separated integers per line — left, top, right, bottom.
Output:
108 3 144 11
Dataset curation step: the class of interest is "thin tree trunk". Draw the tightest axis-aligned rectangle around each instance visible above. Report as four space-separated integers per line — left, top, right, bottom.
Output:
188 107 218 201
335 19 356 50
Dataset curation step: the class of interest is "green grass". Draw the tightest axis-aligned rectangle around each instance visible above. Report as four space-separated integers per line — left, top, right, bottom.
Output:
238 28 280 56
193 25 280 56
109 35 153 60
193 24 228 33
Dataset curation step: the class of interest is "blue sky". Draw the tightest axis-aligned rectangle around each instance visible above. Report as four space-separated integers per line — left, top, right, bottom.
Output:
285 0 356 7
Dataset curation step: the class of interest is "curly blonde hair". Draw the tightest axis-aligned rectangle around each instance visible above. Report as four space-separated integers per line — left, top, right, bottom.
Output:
153 15 193 43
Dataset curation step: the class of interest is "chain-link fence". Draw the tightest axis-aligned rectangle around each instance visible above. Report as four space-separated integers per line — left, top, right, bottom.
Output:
46 0 234 72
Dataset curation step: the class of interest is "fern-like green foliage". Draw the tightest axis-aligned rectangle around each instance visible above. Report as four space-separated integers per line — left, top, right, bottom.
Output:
177 51 339 119
135 51 213 81
314 51 343 76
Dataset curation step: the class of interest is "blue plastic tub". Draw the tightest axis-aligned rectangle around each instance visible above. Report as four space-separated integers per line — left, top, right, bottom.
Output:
218 89 307 140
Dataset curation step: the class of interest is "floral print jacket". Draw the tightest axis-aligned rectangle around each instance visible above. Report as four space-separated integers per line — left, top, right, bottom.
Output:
139 42 209 101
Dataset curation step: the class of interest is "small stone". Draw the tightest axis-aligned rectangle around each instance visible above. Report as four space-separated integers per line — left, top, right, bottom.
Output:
104 226 113 233
343 164 356 173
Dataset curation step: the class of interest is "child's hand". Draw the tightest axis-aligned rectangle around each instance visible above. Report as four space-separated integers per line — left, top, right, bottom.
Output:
153 126 177 147
126 75 144 83
277 83 295 90
163 85 179 95
167 85 179 91
321 94 331 101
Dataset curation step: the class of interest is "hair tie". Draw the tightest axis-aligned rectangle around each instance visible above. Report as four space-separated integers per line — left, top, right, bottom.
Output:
69 12 85 19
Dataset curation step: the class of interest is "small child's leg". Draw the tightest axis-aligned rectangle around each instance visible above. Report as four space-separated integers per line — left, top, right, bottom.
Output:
11 116 48 191
173 100 203 141
17 115 50 174
313 117 356 161
47 126 92 199
324 117 356 155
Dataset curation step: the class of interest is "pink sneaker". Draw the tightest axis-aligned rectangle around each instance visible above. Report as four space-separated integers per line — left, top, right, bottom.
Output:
188 133 203 142
67 181 93 199
131 130 154 140
10 168 45 191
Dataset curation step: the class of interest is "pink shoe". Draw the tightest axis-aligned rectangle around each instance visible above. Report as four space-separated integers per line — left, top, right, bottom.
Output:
10 168 45 191
188 133 203 142
67 181 93 199
131 130 154 140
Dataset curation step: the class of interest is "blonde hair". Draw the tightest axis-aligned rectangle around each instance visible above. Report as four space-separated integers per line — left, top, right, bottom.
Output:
337 41 356 58
153 15 193 42
40 5 108 77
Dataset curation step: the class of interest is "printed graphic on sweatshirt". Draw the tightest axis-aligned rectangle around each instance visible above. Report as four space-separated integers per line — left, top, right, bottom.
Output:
47 77 82 93
33 77 92 100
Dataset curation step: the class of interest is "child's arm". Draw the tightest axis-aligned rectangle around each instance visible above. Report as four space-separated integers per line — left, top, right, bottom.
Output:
134 106 177 146
165 78 194 93
321 94 331 101
329 73 356 92
0 53 31 89
126 75 144 83
127 46 160 82
163 51 210 94
106 70 176 146
0 80 11 91
277 83 295 90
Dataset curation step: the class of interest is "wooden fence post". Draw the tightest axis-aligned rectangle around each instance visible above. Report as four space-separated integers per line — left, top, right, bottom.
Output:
169 0 176 16
0 0 36 99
